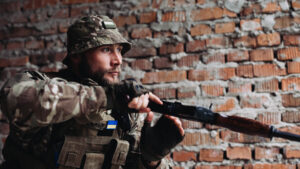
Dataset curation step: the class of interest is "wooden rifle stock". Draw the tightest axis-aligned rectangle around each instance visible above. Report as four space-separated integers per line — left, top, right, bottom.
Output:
148 100 300 142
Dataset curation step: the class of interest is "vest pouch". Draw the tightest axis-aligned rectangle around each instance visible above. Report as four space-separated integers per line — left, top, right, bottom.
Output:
105 139 129 169
58 136 112 169
57 136 129 169
83 153 105 169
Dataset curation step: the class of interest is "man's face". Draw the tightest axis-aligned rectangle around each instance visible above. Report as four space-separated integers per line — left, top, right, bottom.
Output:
80 44 123 85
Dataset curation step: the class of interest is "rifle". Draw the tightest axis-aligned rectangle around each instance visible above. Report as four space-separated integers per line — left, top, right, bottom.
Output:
148 100 300 142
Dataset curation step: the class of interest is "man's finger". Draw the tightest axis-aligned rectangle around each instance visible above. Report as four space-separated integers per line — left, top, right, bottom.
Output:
165 115 185 136
149 92 163 105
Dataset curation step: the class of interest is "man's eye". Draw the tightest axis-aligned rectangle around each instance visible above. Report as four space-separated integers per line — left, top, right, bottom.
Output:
117 47 123 53
102 47 110 52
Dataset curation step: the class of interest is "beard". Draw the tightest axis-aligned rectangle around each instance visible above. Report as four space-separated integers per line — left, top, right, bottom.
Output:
79 58 120 86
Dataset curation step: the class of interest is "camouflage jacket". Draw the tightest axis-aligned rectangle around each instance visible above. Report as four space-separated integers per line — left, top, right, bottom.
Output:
0 69 169 169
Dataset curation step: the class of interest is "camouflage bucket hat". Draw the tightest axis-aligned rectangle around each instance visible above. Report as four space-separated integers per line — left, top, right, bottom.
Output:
64 15 131 63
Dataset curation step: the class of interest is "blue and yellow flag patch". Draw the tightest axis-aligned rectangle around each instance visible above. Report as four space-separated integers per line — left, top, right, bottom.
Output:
106 120 118 129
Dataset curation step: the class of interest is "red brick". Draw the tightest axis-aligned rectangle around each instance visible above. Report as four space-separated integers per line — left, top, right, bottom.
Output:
6 41 24 50
154 57 172 69
233 36 257 48
181 132 220 146
292 1 300 10
70 6 89 17
227 50 249 62
61 0 97 4
203 53 225 64
250 49 274 61
8 26 35 38
153 88 176 99
52 8 69 18
195 165 242 169
255 78 279 92
25 40 44 49
181 119 203 129
199 149 223 162
177 55 200 67
282 111 300 123
240 19 262 31
151 0 164 8
215 22 235 34
257 32 281 47
284 146 300 158
140 11 156 23
244 163 296 169
241 4 262 16
8 13 27 23
214 98 236 112
153 31 173 38
277 47 300 61
281 94 300 107
50 52 66 62
201 84 224 97
173 151 197 162
186 40 206 52
257 112 281 125
161 11 186 22
196 0 206 4
23 0 43 10
253 64 286 77
131 59 152 70
226 147 251 160
113 15 137 27
40 65 60 73
188 69 214 81
190 24 212 36
0 1 21 13
221 130 269 143
262 2 281 13
177 87 197 99
283 35 300 45
131 27 152 39
274 16 296 29
29 11 48 23
282 77 300 91
30 54 49 65
141 70 186 84
206 37 230 48
124 47 156 58
191 7 223 21
254 147 280 160
0 56 29 67
237 64 253 78
240 95 268 108
219 67 236 80
228 82 252 94
159 43 184 55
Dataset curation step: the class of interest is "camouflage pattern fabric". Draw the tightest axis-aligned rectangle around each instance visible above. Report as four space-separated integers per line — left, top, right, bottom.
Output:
67 15 131 56
0 70 170 169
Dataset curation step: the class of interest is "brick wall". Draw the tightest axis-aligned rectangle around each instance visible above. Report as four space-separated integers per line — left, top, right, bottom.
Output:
0 0 300 168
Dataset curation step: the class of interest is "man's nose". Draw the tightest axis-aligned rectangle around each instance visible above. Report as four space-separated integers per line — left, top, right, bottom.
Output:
111 50 122 65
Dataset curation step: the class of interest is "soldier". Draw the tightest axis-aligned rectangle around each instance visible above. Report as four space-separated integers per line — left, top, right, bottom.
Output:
0 15 184 169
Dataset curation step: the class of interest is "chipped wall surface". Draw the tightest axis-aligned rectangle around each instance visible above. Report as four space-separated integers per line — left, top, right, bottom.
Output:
0 0 300 168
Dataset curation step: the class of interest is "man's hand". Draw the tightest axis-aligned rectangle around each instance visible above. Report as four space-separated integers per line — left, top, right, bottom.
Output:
128 92 184 136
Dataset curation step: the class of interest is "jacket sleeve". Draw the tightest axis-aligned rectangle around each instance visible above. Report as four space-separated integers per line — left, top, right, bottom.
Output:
0 71 109 128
